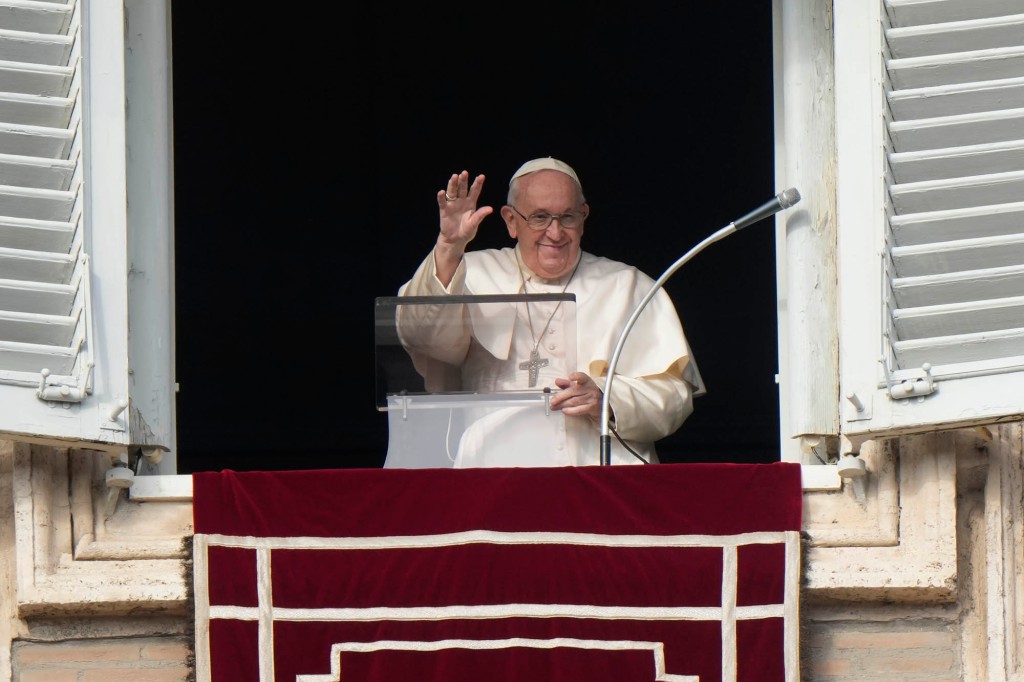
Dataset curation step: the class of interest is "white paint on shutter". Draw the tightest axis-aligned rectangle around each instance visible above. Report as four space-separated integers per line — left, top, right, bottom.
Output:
0 0 87 392
0 0 177 471
884 2 1024 381
773 0 841 462
832 0 1024 444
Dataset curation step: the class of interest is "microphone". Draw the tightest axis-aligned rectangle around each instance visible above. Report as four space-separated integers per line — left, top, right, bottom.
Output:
733 187 802 231
599 188 803 465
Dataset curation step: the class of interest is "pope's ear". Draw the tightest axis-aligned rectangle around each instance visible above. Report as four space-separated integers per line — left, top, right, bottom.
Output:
500 206 518 237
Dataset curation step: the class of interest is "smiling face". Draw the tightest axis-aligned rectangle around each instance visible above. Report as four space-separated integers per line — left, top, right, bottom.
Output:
501 169 589 279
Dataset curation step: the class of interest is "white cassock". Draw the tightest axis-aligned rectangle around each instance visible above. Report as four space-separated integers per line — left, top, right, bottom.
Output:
393 246 705 467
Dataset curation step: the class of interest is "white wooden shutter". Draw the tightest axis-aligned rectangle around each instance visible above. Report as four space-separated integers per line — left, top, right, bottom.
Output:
0 0 176 467
836 0 1024 443
0 2 90 399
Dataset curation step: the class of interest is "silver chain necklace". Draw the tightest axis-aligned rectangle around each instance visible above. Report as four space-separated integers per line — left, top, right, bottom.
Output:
515 250 581 387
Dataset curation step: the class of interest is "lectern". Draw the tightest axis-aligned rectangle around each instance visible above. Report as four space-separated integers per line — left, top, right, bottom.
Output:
375 294 577 468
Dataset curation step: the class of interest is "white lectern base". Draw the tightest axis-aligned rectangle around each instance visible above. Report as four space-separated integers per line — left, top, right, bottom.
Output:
382 392 569 468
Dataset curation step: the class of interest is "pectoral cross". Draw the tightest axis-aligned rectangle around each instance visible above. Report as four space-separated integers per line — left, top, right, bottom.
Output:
519 349 549 388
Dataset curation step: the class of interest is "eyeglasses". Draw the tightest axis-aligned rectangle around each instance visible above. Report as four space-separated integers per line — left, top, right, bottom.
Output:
510 205 585 231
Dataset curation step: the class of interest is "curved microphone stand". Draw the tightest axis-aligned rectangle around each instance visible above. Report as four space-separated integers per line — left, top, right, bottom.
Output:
598 188 801 465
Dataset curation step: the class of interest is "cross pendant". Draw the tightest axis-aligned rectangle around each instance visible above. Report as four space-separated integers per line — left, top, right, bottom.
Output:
519 349 549 388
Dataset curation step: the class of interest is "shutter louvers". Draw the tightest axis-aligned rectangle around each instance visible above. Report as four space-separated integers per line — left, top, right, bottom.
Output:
0 1 86 392
0 0 176 460
883 1 1024 384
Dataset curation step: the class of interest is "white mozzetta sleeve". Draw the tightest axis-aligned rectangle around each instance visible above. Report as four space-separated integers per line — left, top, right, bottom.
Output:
394 250 472 389
595 373 694 444
399 247 468 296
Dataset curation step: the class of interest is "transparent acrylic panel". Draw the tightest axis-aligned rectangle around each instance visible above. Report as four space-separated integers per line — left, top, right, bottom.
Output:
375 294 577 468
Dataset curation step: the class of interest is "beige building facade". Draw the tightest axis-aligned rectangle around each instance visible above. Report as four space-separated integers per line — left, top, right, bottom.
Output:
1 425 1022 680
